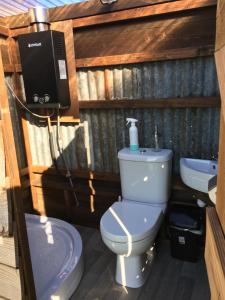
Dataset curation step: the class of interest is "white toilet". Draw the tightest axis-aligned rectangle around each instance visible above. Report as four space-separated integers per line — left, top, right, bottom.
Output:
100 148 173 288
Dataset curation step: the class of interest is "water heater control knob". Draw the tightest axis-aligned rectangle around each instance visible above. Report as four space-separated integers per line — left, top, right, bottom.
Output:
44 94 50 102
33 94 39 102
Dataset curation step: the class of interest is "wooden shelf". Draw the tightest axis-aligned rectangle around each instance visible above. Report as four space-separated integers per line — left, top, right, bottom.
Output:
78 97 221 109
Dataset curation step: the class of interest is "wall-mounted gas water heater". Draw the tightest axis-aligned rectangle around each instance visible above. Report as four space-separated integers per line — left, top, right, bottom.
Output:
18 7 70 109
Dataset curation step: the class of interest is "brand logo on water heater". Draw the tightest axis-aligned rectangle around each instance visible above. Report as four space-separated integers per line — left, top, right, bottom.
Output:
28 42 42 48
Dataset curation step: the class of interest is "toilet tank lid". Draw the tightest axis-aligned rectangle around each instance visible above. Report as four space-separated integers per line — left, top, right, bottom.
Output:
118 148 173 162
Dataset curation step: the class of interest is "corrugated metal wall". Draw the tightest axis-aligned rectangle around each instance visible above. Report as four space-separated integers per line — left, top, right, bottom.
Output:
77 57 219 100
27 56 220 174
5 76 27 169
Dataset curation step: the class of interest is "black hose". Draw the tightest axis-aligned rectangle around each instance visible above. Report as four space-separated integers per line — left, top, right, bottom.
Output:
47 117 59 171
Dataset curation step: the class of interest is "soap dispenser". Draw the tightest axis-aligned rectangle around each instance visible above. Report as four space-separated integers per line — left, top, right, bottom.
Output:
126 118 139 151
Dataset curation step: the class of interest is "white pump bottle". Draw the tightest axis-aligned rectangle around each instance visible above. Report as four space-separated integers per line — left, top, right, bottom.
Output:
126 118 139 151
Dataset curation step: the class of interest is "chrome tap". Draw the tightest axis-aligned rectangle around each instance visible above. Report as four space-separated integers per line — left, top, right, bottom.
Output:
154 125 160 152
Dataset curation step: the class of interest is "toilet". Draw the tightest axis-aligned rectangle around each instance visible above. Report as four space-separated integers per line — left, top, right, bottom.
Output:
100 148 173 288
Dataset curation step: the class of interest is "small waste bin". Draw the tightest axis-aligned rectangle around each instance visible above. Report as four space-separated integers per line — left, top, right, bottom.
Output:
168 204 203 262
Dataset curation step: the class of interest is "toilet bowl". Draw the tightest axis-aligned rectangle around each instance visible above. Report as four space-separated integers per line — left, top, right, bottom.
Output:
100 147 173 288
100 201 164 288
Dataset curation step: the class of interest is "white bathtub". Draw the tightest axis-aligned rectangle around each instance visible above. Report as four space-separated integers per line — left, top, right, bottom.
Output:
25 214 83 300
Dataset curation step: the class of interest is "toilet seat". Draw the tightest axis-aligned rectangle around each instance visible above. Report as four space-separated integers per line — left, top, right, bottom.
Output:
100 201 163 243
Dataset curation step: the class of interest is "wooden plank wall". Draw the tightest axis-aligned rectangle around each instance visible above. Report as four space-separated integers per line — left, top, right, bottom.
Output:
75 6 216 68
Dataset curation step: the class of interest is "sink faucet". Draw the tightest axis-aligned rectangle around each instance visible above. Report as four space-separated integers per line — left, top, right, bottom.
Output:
211 154 218 161
154 125 160 152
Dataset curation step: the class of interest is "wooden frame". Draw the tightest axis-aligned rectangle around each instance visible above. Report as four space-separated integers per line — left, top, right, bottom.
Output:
78 97 220 109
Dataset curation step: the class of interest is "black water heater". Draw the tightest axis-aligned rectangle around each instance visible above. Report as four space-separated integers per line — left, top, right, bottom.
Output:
18 30 70 109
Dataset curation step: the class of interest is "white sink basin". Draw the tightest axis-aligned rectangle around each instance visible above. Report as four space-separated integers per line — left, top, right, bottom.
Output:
180 158 218 193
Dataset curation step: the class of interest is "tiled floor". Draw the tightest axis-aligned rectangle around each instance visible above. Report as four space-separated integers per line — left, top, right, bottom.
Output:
71 226 210 300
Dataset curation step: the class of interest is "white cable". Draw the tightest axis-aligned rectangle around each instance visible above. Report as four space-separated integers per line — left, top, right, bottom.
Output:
5 81 55 119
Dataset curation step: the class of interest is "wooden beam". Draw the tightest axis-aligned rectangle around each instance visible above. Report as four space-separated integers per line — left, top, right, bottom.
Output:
76 46 214 68
32 165 120 182
73 0 217 28
4 13 28 30
50 0 176 23
4 0 217 30
8 34 40 216
10 27 30 38
7 45 215 72
78 97 220 109
77 46 213 68
31 165 210 199
0 26 9 37
51 20 80 122
31 176 120 198
3 0 169 29
3 63 14 73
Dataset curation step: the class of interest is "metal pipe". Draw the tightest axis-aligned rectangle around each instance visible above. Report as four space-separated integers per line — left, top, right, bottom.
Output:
29 7 50 32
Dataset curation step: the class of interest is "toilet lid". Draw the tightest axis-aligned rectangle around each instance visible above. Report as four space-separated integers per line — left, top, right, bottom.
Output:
100 201 163 243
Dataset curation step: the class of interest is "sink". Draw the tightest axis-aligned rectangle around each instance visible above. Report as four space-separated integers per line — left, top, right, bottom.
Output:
180 158 218 193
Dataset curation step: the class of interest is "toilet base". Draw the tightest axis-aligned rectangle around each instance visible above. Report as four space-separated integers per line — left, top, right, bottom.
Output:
116 250 154 288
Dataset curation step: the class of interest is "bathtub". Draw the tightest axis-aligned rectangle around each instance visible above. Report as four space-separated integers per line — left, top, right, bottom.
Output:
25 214 83 300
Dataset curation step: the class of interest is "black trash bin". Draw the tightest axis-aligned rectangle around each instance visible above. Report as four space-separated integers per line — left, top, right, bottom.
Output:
168 204 203 262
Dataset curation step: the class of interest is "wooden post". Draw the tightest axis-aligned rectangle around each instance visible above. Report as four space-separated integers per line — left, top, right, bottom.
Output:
0 49 36 299
8 36 40 214
51 20 80 122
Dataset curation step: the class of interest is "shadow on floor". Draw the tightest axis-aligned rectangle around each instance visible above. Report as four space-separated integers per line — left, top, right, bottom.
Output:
70 226 210 300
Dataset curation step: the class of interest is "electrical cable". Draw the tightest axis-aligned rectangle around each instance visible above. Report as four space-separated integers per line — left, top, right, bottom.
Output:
6 80 79 206
56 108 79 207
5 81 55 119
